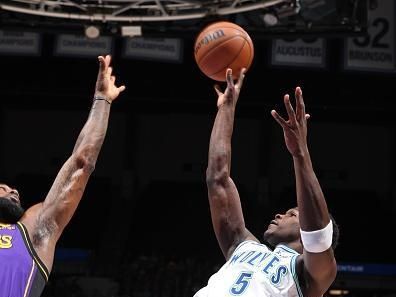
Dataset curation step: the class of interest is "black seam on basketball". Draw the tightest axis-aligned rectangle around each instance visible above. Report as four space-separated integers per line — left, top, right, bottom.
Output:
231 34 253 69
196 35 243 64
208 39 247 77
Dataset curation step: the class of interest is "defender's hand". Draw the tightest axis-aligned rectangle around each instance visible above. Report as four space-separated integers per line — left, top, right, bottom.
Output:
214 68 246 108
271 87 311 158
95 55 126 103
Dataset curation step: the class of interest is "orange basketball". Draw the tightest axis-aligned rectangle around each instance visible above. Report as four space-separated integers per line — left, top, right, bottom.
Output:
194 21 254 82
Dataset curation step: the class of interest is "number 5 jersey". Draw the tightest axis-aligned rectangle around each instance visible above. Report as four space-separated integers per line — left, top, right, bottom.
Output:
194 240 303 297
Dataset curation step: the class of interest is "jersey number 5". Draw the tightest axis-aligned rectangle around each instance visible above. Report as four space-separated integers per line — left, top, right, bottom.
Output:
230 272 253 295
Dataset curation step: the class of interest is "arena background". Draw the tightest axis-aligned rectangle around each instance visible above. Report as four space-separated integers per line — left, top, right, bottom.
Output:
1 0 396 296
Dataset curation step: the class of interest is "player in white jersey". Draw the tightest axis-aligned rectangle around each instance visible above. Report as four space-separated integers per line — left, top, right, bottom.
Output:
199 68 339 297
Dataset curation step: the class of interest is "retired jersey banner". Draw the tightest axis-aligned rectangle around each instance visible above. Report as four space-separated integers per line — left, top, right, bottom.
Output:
344 0 395 72
55 34 113 57
271 38 326 68
123 37 183 63
0 30 41 55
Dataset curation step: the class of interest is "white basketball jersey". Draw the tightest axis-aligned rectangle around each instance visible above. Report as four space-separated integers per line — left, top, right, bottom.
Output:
194 240 303 297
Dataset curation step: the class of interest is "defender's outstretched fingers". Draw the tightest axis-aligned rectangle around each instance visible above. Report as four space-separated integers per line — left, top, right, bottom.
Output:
306 114 311 120
98 56 106 74
105 55 111 66
117 85 126 93
107 66 113 77
271 110 288 128
284 94 297 124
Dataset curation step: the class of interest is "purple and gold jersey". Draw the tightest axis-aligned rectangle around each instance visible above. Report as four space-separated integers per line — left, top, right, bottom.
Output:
0 222 49 297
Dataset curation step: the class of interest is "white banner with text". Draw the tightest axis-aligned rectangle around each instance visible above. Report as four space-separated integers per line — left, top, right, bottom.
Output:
0 30 41 55
123 37 183 62
344 0 395 72
55 35 113 57
271 38 326 68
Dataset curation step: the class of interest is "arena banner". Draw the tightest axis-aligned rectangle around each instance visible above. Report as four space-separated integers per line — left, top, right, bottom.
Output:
123 37 183 63
338 263 396 276
0 30 41 55
271 38 326 68
344 0 395 72
55 34 113 57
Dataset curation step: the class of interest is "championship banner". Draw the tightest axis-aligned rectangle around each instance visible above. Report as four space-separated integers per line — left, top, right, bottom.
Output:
271 38 326 68
123 37 183 63
344 0 395 72
0 30 41 55
55 34 113 57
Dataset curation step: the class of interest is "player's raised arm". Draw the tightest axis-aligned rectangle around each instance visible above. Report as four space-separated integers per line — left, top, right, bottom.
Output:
20 55 125 272
206 68 257 260
271 87 337 297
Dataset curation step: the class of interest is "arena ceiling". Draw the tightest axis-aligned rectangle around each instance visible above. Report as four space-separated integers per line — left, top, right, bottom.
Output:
0 0 367 38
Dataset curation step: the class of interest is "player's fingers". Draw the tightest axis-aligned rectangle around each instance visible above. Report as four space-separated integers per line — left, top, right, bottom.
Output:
271 110 288 128
237 68 246 89
284 94 297 123
214 84 222 96
295 87 306 119
306 113 311 120
226 68 234 88
98 56 106 74
105 55 111 66
111 75 115 83
107 66 113 77
117 85 126 93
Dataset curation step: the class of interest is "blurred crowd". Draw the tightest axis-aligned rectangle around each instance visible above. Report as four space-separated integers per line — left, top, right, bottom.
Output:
42 252 222 297
40 249 396 297
119 253 219 297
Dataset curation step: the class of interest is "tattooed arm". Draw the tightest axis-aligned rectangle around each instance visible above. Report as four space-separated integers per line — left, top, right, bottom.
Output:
20 55 125 272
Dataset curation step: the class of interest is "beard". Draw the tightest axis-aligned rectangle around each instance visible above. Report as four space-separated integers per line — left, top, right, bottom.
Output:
0 198 25 223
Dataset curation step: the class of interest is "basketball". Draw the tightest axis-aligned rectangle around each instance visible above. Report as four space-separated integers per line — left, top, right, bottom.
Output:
194 21 254 82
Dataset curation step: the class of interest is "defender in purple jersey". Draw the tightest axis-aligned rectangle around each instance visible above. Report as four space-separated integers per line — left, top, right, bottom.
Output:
0 55 125 297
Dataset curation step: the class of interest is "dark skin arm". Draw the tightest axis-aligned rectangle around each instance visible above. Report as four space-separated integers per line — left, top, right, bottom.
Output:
206 68 258 260
20 55 125 272
271 87 337 297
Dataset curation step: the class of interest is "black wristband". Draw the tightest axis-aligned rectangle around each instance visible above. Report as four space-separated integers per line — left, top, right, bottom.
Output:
94 95 111 104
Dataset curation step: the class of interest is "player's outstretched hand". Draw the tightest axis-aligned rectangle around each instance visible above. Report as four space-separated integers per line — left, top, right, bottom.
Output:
271 87 311 158
214 68 246 108
95 55 126 103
